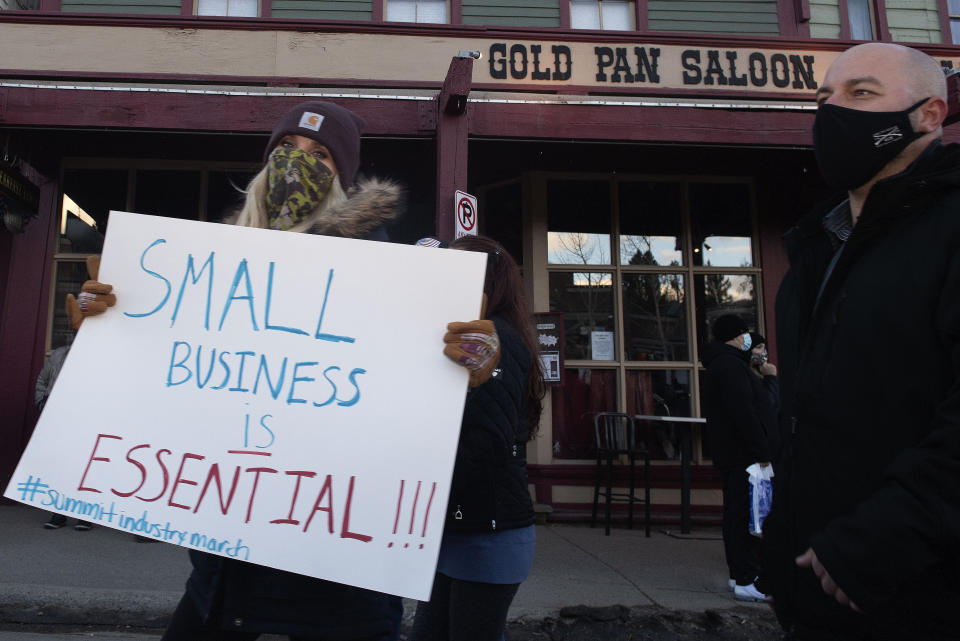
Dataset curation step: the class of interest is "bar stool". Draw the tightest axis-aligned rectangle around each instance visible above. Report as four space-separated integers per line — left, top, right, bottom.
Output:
591 412 651 536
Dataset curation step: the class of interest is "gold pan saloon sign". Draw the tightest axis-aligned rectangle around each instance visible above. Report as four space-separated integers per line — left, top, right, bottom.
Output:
484 42 835 93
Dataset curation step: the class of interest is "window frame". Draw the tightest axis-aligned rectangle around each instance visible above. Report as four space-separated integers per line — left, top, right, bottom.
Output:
838 0 890 40
193 0 261 17
383 0 450 24
538 172 764 463
568 0 637 31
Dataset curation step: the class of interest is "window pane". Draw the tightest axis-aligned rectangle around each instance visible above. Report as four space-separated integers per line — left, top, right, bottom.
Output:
549 271 615 360
847 0 873 40
622 273 687 361
134 170 202 221
60 168 126 253
548 179 611 264
386 0 416 21
417 0 446 23
952 18 960 44
689 182 753 267
694 273 758 359
950 0 960 12
627 369 692 460
197 0 228 15
601 0 631 30
228 0 257 16
619 181 683 266
551 368 617 459
570 0 601 29
50 261 85 350
208 170 257 222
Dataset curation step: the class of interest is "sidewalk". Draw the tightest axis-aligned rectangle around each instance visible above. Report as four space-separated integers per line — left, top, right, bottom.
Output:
0 502 767 631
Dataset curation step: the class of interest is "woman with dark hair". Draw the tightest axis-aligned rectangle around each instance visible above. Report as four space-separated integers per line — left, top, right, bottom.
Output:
412 235 546 641
65 101 502 641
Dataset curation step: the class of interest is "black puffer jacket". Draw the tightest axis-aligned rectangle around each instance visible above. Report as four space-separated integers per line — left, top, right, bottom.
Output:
445 316 535 533
764 141 960 640
184 177 404 640
700 341 773 471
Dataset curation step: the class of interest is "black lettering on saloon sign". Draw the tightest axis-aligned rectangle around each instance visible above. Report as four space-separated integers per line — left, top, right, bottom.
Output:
680 50 816 89
486 43 819 91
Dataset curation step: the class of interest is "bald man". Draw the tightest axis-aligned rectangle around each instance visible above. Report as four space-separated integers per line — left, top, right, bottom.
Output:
764 43 960 640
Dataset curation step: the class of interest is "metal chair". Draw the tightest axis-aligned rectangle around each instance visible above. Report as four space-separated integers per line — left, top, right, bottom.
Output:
591 412 651 536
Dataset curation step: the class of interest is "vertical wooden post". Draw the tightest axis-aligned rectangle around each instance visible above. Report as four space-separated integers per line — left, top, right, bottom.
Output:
435 55 474 241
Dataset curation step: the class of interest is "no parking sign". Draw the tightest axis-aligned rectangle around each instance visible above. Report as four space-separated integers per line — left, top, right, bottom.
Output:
454 190 478 239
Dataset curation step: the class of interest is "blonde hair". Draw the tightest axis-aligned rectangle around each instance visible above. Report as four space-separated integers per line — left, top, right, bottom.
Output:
232 165 349 231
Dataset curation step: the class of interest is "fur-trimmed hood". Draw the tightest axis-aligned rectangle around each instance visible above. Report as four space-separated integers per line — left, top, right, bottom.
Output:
304 176 405 239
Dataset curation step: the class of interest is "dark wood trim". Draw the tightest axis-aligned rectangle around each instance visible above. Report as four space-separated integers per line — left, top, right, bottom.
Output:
371 0 383 22
558 0 570 28
0 84 818 145
37 0 61 12
435 55 473 239
635 0 648 32
469 101 816 145
874 0 890 41
260 0 271 19
0 86 426 135
938 0 954 44
778 0 799 37
180 0 193 17
838 0 851 40
450 0 462 25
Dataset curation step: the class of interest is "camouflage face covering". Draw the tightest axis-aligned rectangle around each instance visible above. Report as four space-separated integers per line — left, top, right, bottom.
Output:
265 148 335 231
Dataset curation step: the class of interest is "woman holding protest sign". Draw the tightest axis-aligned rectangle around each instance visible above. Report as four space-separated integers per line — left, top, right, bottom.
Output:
411 235 545 641
67 101 503 641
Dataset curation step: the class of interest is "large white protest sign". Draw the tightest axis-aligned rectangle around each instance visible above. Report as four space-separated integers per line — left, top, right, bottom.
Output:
4 211 487 601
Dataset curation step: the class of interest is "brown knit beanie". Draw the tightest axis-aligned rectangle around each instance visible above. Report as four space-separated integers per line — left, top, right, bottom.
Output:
263 101 364 188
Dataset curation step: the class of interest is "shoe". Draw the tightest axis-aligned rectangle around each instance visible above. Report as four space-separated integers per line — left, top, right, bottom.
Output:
728 578 736 591
44 515 66 529
734 582 770 602
74 521 93 531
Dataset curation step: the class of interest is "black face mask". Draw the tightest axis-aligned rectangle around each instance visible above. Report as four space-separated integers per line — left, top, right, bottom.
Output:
813 98 929 191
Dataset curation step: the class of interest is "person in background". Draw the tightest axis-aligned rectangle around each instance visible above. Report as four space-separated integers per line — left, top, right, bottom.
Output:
35 342 93 531
410 235 545 641
748 332 781 468
765 43 960 640
700 314 772 603
65 101 501 641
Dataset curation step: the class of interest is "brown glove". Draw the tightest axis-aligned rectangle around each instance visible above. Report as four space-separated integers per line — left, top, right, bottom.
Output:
443 319 501 387
65 255 116 330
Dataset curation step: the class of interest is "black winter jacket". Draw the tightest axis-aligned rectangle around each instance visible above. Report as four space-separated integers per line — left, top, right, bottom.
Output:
445 316 536 533
184 178 404 640
764 141 960 640
701 341 774 471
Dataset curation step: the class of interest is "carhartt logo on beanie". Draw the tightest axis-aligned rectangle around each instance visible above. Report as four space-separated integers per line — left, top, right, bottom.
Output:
298 112 324 131
264 101 364 188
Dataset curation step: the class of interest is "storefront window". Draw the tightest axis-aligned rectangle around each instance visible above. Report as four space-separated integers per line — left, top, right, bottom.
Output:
548 179 611 265
549 271 615 360
619 180 683 266
49 260 86 351
690 182 753 267
625 369 691 460
546 174 761 463
551 368 617 459
208 170 257 222
694 273 757 354
621 273 686 361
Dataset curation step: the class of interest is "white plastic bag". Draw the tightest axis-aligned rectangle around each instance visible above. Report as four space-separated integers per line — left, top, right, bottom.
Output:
746 463 774 537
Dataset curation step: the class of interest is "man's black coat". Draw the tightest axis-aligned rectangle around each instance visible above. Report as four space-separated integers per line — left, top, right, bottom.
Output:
765 141 960 640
